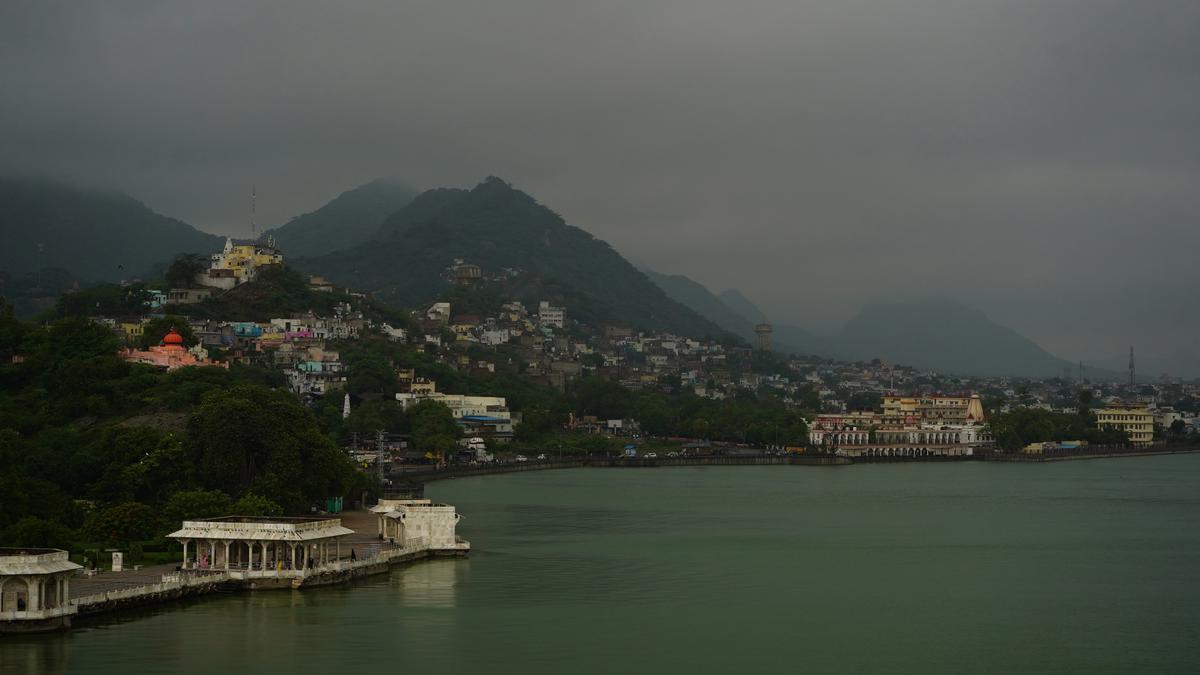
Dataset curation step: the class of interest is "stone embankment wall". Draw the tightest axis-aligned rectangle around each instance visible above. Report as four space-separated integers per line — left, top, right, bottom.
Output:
74 573 228 617
395 454 850 483
984 445 1200 462
68 537 466 623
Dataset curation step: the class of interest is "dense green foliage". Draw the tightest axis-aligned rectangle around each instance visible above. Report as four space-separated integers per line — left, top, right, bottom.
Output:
321 330 809 449
165 253 208 288
988 400 1130 451
55 282 152 319
0 300 367 551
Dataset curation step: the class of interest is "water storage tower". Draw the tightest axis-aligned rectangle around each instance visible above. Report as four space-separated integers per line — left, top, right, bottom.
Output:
754 323 773 351
453 262 482 287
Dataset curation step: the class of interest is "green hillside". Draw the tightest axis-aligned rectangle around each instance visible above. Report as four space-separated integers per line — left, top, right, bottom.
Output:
264 179 417 258
300 177 730 338
0 177 222 281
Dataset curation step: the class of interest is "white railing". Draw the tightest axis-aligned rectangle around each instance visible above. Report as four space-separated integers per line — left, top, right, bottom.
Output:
72 571 230 608
72 538 435 607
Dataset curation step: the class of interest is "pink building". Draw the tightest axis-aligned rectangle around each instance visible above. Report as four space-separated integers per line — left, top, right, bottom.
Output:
121 328 228 371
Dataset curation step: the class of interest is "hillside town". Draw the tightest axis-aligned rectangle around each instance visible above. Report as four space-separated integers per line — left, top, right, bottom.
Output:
71 244 1200 467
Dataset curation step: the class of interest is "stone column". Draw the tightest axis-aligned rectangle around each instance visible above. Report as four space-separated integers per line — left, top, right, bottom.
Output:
27 577 40 612
247 541 254 571
223 541 231 570
181 539 190 570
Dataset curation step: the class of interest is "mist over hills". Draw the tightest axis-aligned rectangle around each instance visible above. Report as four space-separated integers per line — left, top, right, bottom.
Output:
264 179 417 258
300 177 731 338
831 299 1081 377
718 289 768 324
641 270 759 338
643 269 1093 378
0 175 1158 378
0 177 222 282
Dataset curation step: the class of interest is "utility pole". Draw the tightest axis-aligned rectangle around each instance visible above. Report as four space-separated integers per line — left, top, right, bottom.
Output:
250 185 257 241
376 429 387 483
1128 346 1135 389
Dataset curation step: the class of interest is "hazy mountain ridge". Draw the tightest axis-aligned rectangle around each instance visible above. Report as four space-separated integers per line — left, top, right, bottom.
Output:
641 270 759 337
0 177 223 281
300 178 733 338
717 288 768 324
643 269 1093 377
264 179 417 258
642 269 826 356
830 299 1080 377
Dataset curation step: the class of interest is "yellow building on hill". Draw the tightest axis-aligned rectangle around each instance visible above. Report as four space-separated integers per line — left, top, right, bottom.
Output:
200 238 284 290
1095 407 1154 445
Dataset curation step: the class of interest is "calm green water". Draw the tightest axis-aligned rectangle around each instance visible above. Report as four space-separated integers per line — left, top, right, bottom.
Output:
5 457 1200 674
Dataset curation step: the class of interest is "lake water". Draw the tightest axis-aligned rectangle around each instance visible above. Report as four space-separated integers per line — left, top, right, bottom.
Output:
5 456 1200 674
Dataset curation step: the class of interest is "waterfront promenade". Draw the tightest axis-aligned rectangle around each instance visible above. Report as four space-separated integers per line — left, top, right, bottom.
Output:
28 509 467 630
389 444 1200 483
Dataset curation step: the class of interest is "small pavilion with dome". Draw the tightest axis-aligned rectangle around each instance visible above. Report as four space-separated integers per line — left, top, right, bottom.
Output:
121 327 227 371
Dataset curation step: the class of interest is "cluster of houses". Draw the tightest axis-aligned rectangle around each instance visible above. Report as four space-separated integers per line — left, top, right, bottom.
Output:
87 245 1200 457
104 304 365 399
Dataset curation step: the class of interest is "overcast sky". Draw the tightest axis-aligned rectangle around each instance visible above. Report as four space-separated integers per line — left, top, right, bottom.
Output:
2 0 1198 374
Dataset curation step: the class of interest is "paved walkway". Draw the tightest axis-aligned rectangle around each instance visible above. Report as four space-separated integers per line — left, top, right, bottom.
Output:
70 563 184 599
336 510 398 561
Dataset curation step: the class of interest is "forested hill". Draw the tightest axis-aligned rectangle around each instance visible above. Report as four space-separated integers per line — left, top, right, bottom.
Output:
0 177 223 281
300 177 733 339
263 179 417 258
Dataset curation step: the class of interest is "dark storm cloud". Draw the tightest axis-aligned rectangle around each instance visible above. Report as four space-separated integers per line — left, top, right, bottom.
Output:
2 0 1198 373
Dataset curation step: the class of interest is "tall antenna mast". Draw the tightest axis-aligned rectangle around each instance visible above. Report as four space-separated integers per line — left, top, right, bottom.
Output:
251 185 257 241
1128 346 1135 388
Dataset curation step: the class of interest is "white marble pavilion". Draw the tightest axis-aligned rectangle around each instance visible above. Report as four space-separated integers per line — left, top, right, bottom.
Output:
1 548 81 629
168 516 353 577
369 499 466 551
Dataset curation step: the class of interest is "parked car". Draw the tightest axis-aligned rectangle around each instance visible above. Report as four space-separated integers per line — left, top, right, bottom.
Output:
667 451 679 458
645 452 658 458
514 454 528 462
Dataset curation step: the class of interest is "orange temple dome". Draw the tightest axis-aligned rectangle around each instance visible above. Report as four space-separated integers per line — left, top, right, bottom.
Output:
161 328 185 346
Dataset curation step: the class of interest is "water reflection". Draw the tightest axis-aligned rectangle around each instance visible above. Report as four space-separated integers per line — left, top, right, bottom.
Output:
392 559 462 608
0 635 71 675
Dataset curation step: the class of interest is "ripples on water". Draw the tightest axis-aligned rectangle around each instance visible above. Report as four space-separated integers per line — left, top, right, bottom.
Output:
5 457 1200 675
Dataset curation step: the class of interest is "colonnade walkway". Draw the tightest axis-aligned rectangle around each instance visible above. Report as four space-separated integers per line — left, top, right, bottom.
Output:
68 510 398 600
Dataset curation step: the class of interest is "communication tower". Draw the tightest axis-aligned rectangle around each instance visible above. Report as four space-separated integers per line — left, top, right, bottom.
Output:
1128 346 1135 388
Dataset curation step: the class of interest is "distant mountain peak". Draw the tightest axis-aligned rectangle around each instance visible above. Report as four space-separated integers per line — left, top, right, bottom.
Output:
300 182 730 338
266 178 417 258
835 298 1076 376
